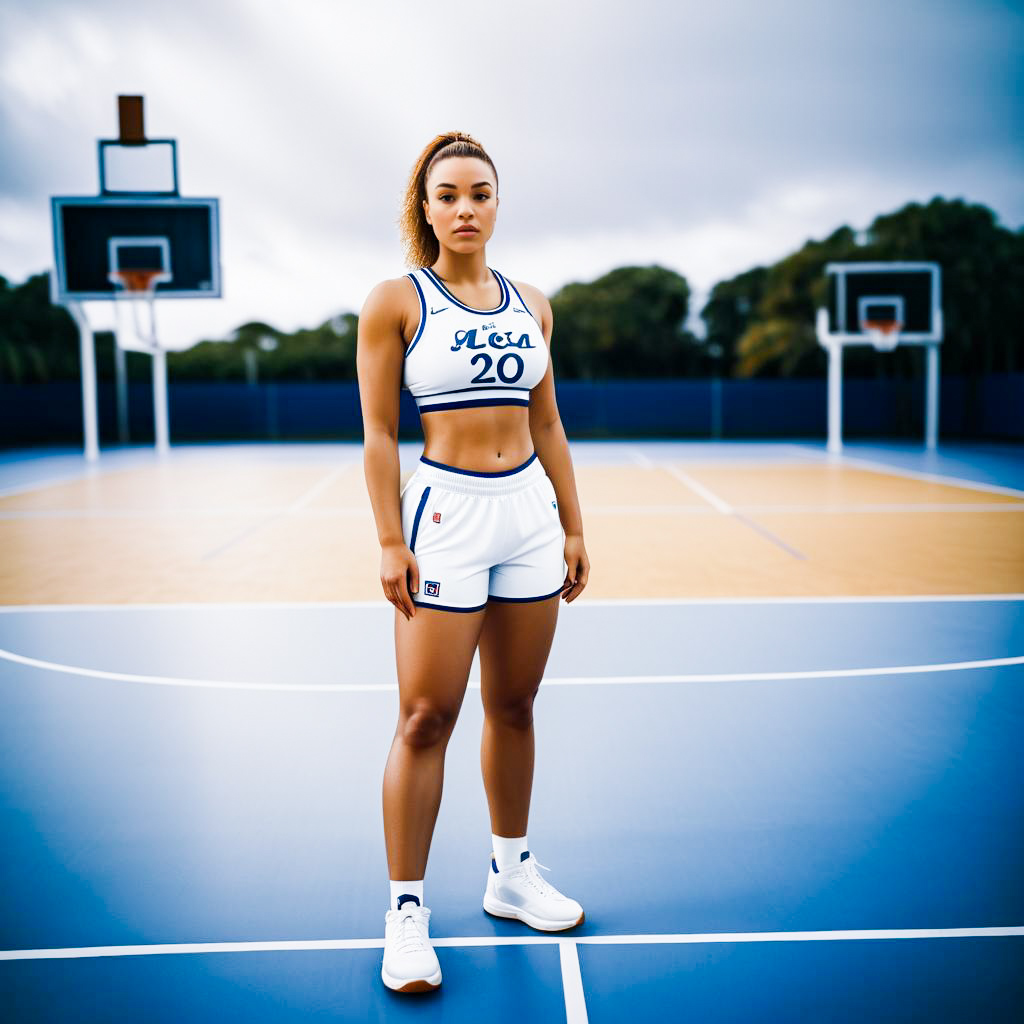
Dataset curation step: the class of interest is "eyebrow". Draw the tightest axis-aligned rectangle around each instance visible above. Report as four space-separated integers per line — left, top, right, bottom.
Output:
434 182 493 189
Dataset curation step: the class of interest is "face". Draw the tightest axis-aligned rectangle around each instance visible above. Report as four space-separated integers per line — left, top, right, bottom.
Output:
422 156 499 252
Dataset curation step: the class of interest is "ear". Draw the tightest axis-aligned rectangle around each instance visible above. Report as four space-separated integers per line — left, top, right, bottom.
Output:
422 198 431 226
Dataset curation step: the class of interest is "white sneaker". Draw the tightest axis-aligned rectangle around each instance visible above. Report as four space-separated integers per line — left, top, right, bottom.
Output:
483 850 585 931
381 903 442 993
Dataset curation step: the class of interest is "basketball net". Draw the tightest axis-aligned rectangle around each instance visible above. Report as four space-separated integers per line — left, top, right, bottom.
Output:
109 268 167 353
864 320 902 353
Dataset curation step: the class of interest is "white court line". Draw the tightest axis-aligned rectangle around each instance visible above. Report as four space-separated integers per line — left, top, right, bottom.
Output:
0 461 149 499
572 594 1024 604
3 925 1022 960
632 447 809 559
784 446 1024 499
199 465 352 561
0 507 374 520
660 462 808 559
662 464 734 515
559 941 589 1024
0 594 1021 613
0 646 1021 692
287 465 352 512
2 500 1022 521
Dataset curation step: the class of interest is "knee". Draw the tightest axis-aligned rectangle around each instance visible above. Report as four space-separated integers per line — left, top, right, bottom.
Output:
400 703 458 749
486 690 538 731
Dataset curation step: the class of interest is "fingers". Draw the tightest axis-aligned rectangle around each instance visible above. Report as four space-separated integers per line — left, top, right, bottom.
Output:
397 571 416 620
381 553 418 621
382 578 411 620
561 558 590 604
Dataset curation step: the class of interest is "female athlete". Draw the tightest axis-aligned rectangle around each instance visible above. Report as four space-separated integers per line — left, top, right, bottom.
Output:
356 130 590 994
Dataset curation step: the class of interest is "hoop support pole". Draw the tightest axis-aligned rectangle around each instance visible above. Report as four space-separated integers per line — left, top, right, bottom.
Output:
925 343 940 450
67 300 100 462
827 342 843 454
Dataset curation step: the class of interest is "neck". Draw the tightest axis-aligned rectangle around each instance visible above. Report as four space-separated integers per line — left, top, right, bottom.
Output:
432 249 489 285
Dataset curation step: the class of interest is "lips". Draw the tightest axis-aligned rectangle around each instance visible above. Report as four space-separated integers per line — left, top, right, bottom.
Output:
455 227 478 234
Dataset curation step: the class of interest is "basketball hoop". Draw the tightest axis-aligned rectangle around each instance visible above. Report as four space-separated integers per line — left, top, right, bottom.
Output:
864 320 902 353
108 267 170 353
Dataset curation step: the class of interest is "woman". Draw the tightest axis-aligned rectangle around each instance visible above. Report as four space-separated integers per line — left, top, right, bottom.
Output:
356 130 590 994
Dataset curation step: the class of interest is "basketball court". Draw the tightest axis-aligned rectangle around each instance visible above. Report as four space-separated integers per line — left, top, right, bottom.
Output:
1 87 1021 1021
1 438 1022 1021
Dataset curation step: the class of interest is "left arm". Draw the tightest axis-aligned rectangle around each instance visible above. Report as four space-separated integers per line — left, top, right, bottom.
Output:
518 281 590 602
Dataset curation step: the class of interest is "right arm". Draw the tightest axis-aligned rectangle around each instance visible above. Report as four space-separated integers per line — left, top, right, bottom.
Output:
356 279 419 620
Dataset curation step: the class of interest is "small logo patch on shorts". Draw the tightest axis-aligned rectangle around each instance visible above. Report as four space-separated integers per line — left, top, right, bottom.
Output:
424 581 440 596
432 512 441 523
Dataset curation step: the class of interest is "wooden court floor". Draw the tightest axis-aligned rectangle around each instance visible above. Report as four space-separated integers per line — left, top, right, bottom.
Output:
1 458 1022 605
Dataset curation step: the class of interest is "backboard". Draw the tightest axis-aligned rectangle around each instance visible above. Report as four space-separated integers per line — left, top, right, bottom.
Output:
51 196 221 302
815 260 945 453
821 262 942 344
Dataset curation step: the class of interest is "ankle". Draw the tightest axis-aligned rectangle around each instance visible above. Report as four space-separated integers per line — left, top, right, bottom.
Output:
491 833 528 871
390 878 424 911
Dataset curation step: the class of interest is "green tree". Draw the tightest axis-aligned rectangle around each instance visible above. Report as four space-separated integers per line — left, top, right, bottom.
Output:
718 198 1023 379
729 226 857 378
0 272 79 384
166 313 359 380
549 265 700 378
700 265 769 376
867 198 1024 376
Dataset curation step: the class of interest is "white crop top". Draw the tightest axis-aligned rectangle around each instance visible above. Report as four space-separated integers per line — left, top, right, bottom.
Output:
402 266 549 413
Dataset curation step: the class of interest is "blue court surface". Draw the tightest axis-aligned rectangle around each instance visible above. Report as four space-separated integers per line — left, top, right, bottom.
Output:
1 440 1022 1021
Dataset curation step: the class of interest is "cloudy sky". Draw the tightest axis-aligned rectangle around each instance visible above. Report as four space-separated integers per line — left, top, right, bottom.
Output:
1 0 1021 348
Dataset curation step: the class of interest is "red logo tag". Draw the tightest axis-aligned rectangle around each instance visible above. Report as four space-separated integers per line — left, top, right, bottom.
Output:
433 512 441 523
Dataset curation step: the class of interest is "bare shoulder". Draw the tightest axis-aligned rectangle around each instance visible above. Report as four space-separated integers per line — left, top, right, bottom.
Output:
360 274 420 344
361 275 416 316
507 278 552 331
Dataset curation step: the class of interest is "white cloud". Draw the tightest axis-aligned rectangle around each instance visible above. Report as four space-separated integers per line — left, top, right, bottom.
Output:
0 0 1021 351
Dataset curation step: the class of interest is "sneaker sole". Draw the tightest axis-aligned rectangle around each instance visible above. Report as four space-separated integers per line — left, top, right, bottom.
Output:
381 965 442 993
483 894 585 931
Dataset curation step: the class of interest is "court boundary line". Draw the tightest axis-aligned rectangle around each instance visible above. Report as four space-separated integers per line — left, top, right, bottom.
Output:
3 925 1022 960
0 645 1020 692
632 449 809 560
559 941 588 1023
781 445 1024 499
3 500 1022 521
199 465 353 561
1 595 1020 613
0 461 153 500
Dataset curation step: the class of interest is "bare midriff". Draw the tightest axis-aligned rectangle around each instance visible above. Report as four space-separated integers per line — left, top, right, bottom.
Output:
420 405 535 473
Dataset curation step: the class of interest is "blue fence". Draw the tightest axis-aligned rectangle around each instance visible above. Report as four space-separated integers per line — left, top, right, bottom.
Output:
1 375 1021 447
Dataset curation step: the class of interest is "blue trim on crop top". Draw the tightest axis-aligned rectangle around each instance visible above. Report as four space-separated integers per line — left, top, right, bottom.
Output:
421 266 510 314
404 273 428 357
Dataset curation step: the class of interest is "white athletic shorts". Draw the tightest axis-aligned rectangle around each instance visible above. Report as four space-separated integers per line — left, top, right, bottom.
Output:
399 451 568 612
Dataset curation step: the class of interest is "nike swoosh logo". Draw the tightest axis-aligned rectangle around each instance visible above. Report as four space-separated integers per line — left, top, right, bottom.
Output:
513 307 527 313
431 306 448 314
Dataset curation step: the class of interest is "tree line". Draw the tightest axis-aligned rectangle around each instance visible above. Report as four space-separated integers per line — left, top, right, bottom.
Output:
1 196 1020 387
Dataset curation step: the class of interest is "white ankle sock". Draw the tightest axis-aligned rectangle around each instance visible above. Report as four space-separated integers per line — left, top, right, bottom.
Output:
491 833 528 870
390 879 423 911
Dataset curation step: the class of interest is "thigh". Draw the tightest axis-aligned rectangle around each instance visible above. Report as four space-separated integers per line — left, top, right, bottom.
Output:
395 604 487 720
478 596 559 711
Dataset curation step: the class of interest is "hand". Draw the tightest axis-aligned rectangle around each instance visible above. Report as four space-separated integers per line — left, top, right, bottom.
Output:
381 542 419 620
560 534 590 603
